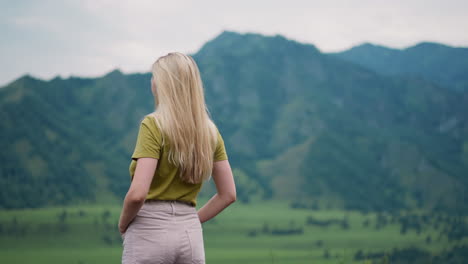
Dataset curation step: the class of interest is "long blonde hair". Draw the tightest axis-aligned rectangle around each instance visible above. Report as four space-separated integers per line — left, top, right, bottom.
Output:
149 52 218 184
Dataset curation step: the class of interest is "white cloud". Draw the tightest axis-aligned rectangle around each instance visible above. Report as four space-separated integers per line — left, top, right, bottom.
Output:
0 0 467 86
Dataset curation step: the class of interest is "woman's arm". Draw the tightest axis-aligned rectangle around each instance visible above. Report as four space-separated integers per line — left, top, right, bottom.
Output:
118 157 158 234
197 159 236 223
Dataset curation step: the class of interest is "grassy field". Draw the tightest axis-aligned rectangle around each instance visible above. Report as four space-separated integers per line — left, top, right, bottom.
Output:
0 199 465 264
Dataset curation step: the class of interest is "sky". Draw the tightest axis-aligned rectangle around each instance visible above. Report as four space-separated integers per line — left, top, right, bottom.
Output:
1 0 467 86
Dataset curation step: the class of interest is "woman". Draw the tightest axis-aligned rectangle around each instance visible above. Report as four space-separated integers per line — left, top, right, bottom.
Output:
118 52 236 264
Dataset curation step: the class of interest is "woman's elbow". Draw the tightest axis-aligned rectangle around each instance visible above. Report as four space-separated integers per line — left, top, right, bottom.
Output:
218 190 236 204
230 194 237 204
126 190 146 203
130 195 146 203
226 191 237 204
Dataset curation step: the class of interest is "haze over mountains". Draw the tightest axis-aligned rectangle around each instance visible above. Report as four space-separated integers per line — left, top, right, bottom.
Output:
329 41 468 92
1 30 467 214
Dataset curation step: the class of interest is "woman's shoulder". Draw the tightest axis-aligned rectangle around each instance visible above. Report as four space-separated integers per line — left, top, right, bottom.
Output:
141 113 152 122
140 113 162 134
141 112 157 124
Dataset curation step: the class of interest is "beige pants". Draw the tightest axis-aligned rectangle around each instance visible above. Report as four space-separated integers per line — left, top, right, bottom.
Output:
122 200 205 264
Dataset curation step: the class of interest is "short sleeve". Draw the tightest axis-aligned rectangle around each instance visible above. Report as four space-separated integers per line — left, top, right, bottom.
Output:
214 128 228 162
131 115 162 161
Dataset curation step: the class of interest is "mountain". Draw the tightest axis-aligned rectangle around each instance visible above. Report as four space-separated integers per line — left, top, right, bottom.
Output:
0 70 154 208
329 42 468 91
1 30 467 214
194 31 468 213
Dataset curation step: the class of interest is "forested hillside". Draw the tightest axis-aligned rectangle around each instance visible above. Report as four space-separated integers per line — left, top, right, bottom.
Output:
1 31 467 214
329 42 468 91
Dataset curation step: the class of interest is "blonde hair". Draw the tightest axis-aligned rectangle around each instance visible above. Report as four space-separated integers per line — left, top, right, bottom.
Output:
149 52 218 184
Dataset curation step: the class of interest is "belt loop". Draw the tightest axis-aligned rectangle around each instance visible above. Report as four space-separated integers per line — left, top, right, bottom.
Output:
170 200 176 216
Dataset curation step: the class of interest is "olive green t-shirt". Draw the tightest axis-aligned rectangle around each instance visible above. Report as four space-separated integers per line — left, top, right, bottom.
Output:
128 114 228 206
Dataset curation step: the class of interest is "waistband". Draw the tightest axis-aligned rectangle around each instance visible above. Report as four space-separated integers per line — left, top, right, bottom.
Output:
144 199 195 207
140 199 197 216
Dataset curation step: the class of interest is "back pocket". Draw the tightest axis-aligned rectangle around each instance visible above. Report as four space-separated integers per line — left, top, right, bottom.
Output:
187 228 205 264
134 229 168 264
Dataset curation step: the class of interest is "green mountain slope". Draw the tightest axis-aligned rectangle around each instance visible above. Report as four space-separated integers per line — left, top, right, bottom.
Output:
0 70 155 208
1 31 467 214
329 42 468 91
195 31 468 213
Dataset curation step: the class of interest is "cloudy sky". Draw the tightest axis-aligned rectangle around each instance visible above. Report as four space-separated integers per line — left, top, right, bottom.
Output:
1 0 467 86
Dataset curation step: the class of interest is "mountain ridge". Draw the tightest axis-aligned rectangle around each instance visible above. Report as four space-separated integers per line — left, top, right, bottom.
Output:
1 31 467 214
329 39 468 91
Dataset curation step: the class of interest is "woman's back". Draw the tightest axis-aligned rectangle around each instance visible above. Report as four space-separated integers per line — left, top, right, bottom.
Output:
128 113 229 207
